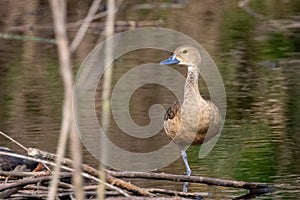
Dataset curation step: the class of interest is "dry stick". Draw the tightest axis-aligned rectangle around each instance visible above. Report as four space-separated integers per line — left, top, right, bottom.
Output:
92 0 125 22
0 187 20 199
67 8 112 32
238 0 264 20
0 173 72 192
0 174 72 199
69 123 84 198
49 0 84 199
0 151 130 196
98 0 117 199
96 0 124 43
20 187 123 197
25 184 75 192
106 174 154 197
69 0 102 53
0 131 28 152
84 167 152 196
69 0 124 52
109 171 274 193
25 184 54 191
48 0 72 198
28 148 152 197
82 164 153 196
0 171 49 178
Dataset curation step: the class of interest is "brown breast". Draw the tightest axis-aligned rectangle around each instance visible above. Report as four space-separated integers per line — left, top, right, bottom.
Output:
163 100 221 148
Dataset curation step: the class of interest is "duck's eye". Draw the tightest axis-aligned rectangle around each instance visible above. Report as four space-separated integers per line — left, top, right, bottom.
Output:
183 50 187 54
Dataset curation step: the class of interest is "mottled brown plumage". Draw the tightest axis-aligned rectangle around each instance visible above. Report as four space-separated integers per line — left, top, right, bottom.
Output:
164 99 221 148
164 101 180 120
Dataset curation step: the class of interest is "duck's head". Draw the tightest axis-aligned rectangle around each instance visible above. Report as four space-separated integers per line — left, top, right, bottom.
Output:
160 45 202 71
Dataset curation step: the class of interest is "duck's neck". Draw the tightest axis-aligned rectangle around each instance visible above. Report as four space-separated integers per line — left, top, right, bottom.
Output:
183 66 201 101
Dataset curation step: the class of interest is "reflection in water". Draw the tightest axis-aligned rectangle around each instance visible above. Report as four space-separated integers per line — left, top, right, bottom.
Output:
0 0 299 199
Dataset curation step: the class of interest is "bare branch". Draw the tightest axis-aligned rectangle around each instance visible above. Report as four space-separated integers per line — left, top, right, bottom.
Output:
69 0 102 53
0 131 28 152
98 0 117 199
109 171 274 193
48 0 84 199
238 0 264 20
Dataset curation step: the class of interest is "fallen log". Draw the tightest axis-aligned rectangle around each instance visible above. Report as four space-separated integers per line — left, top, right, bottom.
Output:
109 171 274 193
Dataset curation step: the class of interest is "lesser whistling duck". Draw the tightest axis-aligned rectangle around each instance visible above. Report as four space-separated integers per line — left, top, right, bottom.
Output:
160 45 221 190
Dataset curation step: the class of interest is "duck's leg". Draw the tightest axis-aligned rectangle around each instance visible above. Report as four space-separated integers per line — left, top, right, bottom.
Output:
181 149 191 175
181 149 191 192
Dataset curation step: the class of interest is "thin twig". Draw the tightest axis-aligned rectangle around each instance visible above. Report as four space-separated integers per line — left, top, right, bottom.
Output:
49 0 85 199
48 0 74 199
238 0 264 20
96 0 124 43
98 0 117 200
0 131 28 152
69 0 102 53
